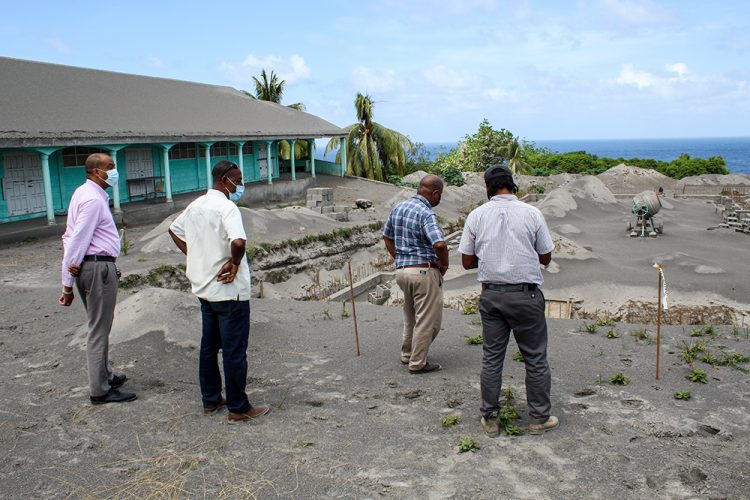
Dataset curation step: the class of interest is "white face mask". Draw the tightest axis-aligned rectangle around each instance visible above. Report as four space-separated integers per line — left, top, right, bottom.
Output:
98 168 119 187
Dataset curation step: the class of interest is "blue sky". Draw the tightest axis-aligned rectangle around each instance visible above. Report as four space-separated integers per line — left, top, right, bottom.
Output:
2 0 749 143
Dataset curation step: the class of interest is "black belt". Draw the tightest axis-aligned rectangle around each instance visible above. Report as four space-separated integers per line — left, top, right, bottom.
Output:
482 283 537 292
83 255 116 262
397 263 432 269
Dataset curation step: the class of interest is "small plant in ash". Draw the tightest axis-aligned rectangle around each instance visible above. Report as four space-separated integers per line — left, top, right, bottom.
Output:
674 390 692 400
597 318 615 327
499 406 522 436
687 369 708 384
465 335 483 345
513 351 524 362
441 415 460 427
700 353 720 365
469 317 482 326
606 330 620 339
119 229 132 256
463 304 478 315
502 387 515 403
341 301 350 319
322 306 332 320
631 329 654 344
609 373 630 385
681 340 708 364
690 325 716 338
585 323 598 334
730 324 750 339
301 440 314 448
457 437 480 453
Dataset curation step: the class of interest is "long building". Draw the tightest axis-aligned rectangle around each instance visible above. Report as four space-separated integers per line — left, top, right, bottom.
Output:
0 56 348 225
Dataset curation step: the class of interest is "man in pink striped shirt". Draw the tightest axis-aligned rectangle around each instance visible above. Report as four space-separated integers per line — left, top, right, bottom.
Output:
59 153 136 405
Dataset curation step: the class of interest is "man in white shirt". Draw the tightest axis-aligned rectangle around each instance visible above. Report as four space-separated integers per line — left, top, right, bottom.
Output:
169 160 269 423
459 163 557 436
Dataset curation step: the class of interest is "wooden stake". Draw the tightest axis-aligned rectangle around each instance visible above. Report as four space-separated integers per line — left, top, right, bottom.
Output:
347 260 361 356
656 271 662 380
259 279 264 299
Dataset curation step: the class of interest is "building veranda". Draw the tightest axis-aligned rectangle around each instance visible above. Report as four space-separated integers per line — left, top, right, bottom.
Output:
0 56 349 225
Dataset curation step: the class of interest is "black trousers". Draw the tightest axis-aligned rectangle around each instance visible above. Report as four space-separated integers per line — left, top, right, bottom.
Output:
479 286 552 423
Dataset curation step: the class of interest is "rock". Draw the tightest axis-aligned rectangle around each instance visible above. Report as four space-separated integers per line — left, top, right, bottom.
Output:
355 199 373 209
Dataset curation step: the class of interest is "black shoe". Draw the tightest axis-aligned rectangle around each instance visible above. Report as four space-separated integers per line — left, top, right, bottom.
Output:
409 362 442 374
90 388 137 405
109 374 127 389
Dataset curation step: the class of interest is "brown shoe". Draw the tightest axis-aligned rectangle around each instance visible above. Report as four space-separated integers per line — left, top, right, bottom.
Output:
529 415 559 434
227 404 270 423
203 397 227 415
409 362 442 374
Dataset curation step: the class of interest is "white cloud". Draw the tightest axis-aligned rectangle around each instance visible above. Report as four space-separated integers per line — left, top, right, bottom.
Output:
665 63 688 77
45 36 71 55
598 0 671 26
218 53 311 85
423 65 482 90
482 87 517 101
615 63 659 89
351 66 404 93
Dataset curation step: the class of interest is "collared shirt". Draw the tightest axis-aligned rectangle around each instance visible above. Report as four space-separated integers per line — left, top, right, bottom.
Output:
169 189 251 301
458 194 554 285
383 194 445 268
61 179 120 287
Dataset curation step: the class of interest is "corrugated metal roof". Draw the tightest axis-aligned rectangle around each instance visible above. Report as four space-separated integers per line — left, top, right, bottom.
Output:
0 57 347 148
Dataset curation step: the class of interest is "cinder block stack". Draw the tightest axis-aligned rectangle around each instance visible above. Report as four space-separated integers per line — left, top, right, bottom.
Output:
306 188 334 212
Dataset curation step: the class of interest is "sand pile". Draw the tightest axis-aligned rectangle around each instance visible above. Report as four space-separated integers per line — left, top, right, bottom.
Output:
516 173 579 192
549 231 595 260
676 173 750 188
537 176 617 217
401 170 429 184
597 163 675 193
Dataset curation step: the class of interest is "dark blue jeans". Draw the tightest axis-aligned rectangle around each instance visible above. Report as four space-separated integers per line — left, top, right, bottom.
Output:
199 299 251 413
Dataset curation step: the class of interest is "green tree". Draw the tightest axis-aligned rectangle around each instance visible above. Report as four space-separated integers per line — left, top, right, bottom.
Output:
326 93 413 181
247 69 307 161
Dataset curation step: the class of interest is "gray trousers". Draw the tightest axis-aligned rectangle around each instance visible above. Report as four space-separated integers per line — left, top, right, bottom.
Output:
76 261 117 397
479 286 551 423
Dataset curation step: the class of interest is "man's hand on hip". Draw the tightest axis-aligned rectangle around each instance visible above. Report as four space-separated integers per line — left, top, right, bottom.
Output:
216 259 239 284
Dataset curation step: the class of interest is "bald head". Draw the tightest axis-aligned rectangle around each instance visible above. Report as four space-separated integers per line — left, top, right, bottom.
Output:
85 153 113 175
417 174 444 207
418 174 443 193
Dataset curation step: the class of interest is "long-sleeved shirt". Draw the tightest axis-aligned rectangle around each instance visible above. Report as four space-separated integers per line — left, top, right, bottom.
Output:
61 179 120 287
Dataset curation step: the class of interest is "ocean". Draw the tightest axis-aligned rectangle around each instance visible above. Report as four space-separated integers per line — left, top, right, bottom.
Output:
421 137 750 175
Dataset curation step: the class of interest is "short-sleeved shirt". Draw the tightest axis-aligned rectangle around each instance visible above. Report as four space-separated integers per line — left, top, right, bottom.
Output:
383 194 445 268
169 189 251 301
458 194 554 285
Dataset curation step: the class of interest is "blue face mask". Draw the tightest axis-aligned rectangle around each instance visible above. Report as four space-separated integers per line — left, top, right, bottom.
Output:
226 178 244 203
99 168 119 187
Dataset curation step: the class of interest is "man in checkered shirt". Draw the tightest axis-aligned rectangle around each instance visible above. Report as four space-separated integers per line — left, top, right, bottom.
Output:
383 175 449 374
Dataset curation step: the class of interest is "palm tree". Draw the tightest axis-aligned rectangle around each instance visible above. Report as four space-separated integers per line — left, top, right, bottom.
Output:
325 93 412 181
505 136 532 175
248 70 306 160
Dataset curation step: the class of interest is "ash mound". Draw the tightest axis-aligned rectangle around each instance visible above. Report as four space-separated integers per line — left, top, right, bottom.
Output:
597 164 675 194
537 176 617 218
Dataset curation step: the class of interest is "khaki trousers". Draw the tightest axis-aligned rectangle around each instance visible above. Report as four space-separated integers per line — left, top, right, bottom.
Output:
76 261 117 397
395 267 443 370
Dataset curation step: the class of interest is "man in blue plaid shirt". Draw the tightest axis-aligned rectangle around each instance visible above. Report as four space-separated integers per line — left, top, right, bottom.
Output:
383 175 449 374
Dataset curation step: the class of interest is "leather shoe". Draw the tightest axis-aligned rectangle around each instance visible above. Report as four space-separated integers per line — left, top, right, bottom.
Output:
90 388 137 405
409 362 442 374
228 404 270 423
109 374 127 389
203 397 227 415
